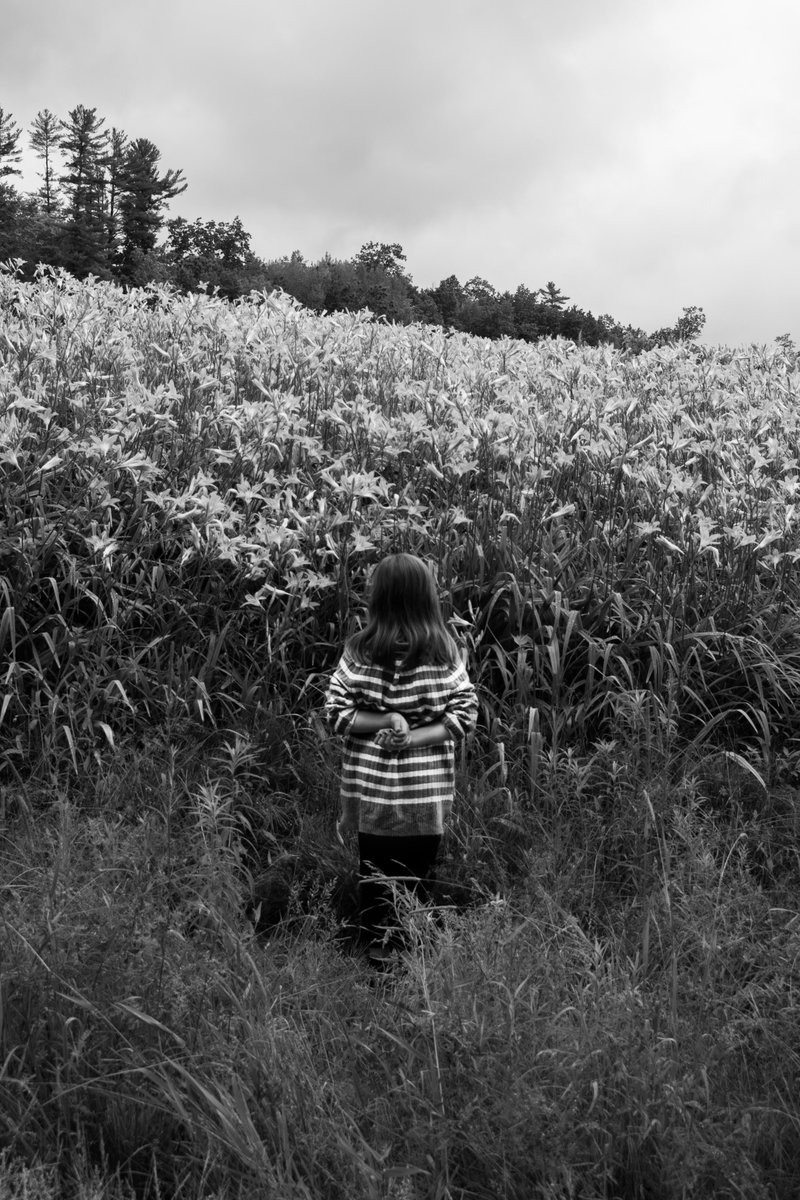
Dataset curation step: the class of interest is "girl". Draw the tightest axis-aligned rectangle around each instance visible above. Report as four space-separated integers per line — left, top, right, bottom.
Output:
324 553 477 967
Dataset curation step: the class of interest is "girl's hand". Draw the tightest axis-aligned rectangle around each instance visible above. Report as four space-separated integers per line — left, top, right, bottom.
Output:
388 713 410 739
375 730 405 749
374 712 410 750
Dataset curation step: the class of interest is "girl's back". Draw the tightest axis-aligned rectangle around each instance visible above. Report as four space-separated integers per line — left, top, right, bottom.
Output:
324 554 477 836
324 554 477 963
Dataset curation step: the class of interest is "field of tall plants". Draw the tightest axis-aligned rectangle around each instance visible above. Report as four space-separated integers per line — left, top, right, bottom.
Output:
2 263 800 1199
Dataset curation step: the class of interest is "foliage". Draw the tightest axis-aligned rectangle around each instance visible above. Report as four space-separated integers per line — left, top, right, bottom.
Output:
1 265 799 785
28 108 60 215
0 102 186 281
163 215 258 296
1 748 798 1199
0 106 22 181
354 240 409 278
1 267 800 1198
119 138 187 273
58 105 115 278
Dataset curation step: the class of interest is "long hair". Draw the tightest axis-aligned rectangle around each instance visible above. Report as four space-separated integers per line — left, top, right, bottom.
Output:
348 554 459 669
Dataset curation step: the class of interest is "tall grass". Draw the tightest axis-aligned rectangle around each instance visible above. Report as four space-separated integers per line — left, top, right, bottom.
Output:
2 265 800 1196
1 742 799 1198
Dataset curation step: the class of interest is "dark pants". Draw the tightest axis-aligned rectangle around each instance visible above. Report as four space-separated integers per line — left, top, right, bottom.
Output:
357 832 441 949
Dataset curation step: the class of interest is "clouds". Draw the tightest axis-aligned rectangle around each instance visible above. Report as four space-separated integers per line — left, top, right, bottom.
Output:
2 0 798 343
192 3 566 223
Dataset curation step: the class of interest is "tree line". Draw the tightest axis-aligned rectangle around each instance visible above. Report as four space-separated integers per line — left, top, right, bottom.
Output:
0 103 705 349
0 104 186 284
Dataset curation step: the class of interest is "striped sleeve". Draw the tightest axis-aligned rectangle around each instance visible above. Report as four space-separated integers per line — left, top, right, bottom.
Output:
440 661 478 741
323 651 361 735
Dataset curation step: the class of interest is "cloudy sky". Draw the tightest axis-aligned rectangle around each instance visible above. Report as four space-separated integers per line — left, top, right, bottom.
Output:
3 0 798 345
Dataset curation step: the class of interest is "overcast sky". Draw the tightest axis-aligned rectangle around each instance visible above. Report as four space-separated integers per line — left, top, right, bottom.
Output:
3 0 798 345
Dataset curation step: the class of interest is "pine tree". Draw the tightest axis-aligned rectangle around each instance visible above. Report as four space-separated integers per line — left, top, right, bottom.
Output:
118 138 186 280
59 105 110 275
538 281 569 309
29 109 60 213
104 127 128 261
0 107 22 183
0 107 23 260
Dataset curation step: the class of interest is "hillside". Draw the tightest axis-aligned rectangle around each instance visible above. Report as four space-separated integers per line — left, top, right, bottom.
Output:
1 266 800 1198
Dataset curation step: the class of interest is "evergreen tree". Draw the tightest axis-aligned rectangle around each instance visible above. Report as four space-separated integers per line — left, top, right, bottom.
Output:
0 107 22 183
58 105 110 276
0 107 23 261
104 127 128 261
29 108 60 213
118 137 186 280
538 280 569 309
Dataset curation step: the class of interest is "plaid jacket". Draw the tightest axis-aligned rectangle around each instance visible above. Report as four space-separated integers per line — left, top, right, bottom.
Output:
324 649 478 836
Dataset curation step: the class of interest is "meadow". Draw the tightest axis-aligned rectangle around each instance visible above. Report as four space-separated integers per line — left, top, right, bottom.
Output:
1 263 799 1199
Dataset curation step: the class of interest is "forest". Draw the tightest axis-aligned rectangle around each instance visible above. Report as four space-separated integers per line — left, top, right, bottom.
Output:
0 102 705 351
